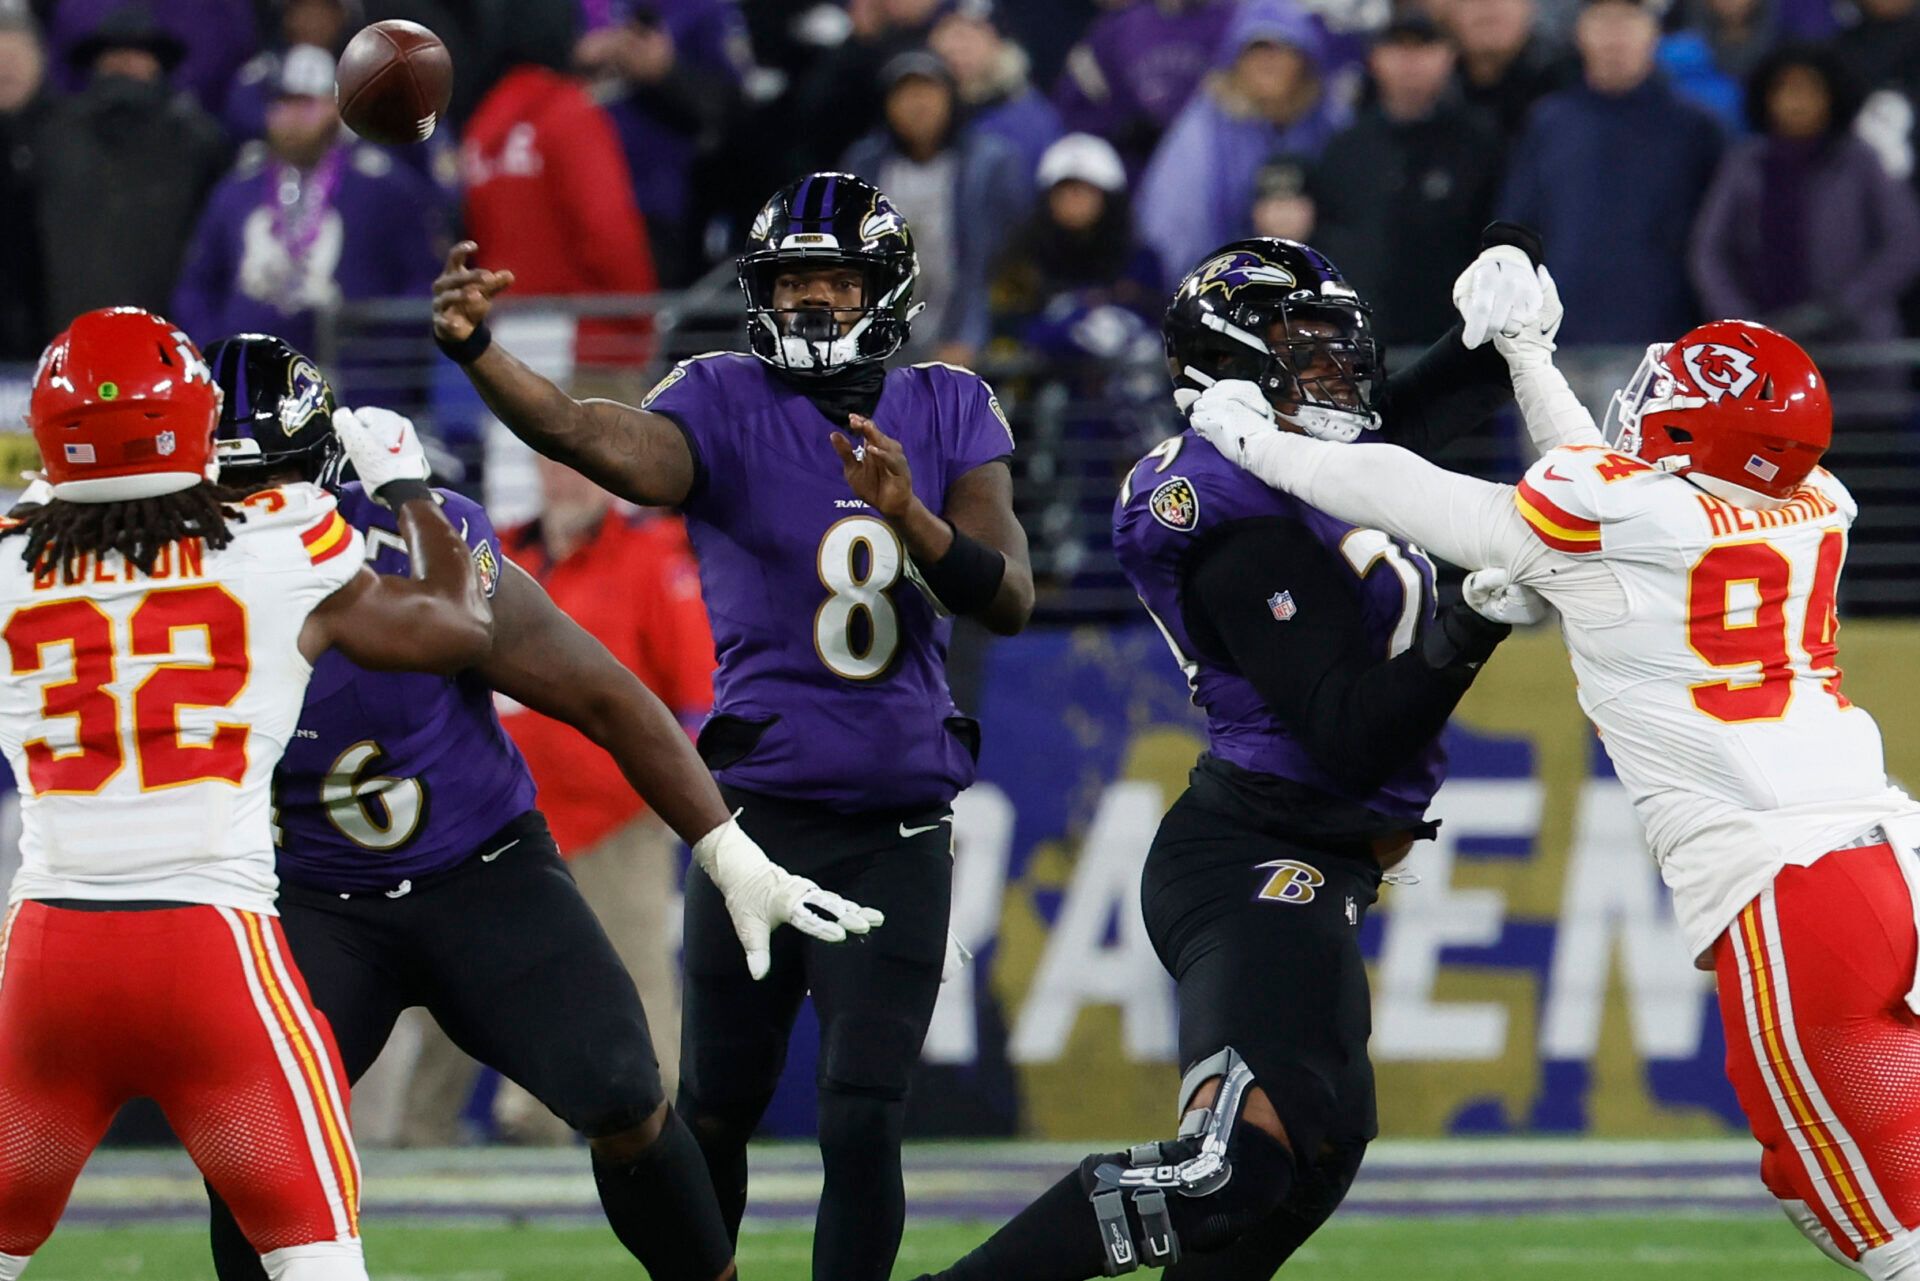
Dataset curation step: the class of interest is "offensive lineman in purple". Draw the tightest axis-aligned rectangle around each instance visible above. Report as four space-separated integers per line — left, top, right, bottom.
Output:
1114 434 1443 823
272 482 534 893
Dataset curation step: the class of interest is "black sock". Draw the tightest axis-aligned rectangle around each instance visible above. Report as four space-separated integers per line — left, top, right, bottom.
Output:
205 1183 268 1281
814 1089 908 1281
932 1164 1111 1281
590 1107 734 1281
678 1092 754 1243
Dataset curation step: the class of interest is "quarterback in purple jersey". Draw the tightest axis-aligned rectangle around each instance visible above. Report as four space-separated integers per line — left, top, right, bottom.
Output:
433 171 1034 1281
918 234 1552 1281
197 335 880 1281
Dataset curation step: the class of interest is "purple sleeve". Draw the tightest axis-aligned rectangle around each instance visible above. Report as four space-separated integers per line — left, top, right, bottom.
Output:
946 370 1018 478
433 489 506 598
640 356 734 520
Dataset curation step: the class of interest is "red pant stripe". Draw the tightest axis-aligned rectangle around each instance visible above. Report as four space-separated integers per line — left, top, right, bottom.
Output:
254 913 363 1209
215 907 355 1241
1736 894 1897 1250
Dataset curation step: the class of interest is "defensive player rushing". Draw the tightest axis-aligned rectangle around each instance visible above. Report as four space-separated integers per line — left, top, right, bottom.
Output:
432 172 1034 1280
917 232 1557 1281
0 307 492 1281
1189 305 1920 1277
197 335 880 1281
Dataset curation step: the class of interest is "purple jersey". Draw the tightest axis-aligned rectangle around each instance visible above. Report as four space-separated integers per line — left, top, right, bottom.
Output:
644 355 1015 811
1113 431 1445 823
273 484 536 893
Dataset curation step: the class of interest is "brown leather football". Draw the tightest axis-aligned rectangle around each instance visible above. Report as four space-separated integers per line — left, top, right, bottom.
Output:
335 20 453 147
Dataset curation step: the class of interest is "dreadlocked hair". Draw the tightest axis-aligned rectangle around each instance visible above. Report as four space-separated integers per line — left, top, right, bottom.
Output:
3 481 248 579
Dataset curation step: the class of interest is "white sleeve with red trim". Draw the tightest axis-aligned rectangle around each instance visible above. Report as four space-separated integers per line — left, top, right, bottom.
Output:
1513 446 1612 555
232 483 367 604
1228 430 1628 622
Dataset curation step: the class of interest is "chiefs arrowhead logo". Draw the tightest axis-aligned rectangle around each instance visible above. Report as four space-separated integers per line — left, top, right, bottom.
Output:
1679 343 1759 403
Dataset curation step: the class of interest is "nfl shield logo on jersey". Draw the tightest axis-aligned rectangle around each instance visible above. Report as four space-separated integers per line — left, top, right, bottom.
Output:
1268 590 1297 621
1149 476 1200 532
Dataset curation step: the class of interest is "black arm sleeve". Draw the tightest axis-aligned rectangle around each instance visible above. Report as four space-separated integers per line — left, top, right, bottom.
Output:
1182 521 1505 795
1376 322 1512 458
1376 220 1547 458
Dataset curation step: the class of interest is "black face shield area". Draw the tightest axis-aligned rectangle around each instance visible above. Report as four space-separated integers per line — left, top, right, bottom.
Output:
742 254 882 339
1250 300 1379 415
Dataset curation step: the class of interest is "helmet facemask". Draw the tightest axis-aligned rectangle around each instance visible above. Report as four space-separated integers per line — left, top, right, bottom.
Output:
1180 296 1382 442
740 252 919 377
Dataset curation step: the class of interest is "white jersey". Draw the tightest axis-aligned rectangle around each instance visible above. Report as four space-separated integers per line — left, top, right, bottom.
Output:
1504 445 1918 954
0 482 365 912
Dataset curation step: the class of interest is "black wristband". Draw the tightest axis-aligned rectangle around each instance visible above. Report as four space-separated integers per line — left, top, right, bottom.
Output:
435 321 493 366
1480 220 1545 268
917 522 1006 616
1421 601 1511 671
375 479 434 509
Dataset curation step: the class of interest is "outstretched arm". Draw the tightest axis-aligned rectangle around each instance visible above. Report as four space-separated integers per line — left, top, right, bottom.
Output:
483 561 883 977
431 242 697 507
481 560 727 846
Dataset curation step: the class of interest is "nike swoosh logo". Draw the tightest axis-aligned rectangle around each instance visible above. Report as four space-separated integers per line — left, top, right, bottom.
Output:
480 838 522 864
1542 465 1571 482
900 818 954 839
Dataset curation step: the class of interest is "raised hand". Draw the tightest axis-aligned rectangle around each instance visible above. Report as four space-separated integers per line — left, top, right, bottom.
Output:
432 241 516 342
830 414 917 521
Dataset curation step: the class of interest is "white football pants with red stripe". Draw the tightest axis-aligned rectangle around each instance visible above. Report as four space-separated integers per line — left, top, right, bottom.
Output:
1715 835 1920 1279
0 902 366 1280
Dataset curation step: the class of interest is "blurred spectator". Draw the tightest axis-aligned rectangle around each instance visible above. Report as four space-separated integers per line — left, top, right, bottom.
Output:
1690 45 1920 349
486 458 716 1140
1446 0 1579 139
991 131 1162 332
1658 0 1779 129
34 4 227 329
1831 0 1920 182
225 0 356 139
790 0 944 172
1135 0 1344 286
1250 156 1317 239
49 0 255 117
842 51 1028 367
578 0 750 288
1054 0 1233 174
1499 0 1723 345
170 45 444 355
1311 14 1504 343
462 3 658 366
0 0 49 360
930 0 1063 188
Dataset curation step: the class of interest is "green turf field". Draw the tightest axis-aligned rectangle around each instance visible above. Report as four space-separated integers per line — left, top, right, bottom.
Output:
26 1214 1836 1280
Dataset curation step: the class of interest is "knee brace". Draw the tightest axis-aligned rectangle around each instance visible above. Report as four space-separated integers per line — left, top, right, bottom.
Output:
1077 1050 1293 1274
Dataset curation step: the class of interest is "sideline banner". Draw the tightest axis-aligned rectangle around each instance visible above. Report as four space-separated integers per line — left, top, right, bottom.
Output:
880 622 1920 1140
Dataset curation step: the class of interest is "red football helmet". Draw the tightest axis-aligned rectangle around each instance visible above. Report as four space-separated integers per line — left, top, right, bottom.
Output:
28 307 221 503
1605 319 1831 502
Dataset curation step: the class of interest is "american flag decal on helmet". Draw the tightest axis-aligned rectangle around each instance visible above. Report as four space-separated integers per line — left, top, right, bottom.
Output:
1746 454 1781 482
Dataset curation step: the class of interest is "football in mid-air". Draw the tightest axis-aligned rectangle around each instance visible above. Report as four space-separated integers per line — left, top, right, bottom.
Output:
335 19 452 146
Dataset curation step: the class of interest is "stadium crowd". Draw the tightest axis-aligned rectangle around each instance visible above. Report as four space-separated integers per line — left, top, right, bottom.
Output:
2 0 1919 368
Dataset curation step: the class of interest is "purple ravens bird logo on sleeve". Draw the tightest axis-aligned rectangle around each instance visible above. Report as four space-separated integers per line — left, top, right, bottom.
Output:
1149 476 1200 532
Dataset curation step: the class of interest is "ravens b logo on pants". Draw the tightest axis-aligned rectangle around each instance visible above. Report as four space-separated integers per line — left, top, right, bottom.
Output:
1254 859 1323 904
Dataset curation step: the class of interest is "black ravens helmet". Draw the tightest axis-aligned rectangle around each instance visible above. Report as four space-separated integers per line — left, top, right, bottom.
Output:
737 172 921 377
206 334 343 487
1163 239 1382 442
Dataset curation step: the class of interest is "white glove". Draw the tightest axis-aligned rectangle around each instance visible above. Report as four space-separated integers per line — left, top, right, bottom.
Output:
1453 245 1543 349
1463 567 1553 626
1492 265 1563 374
941 931 973 984
692 817 886 980
333 406 431 500
1189 379 1278 467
